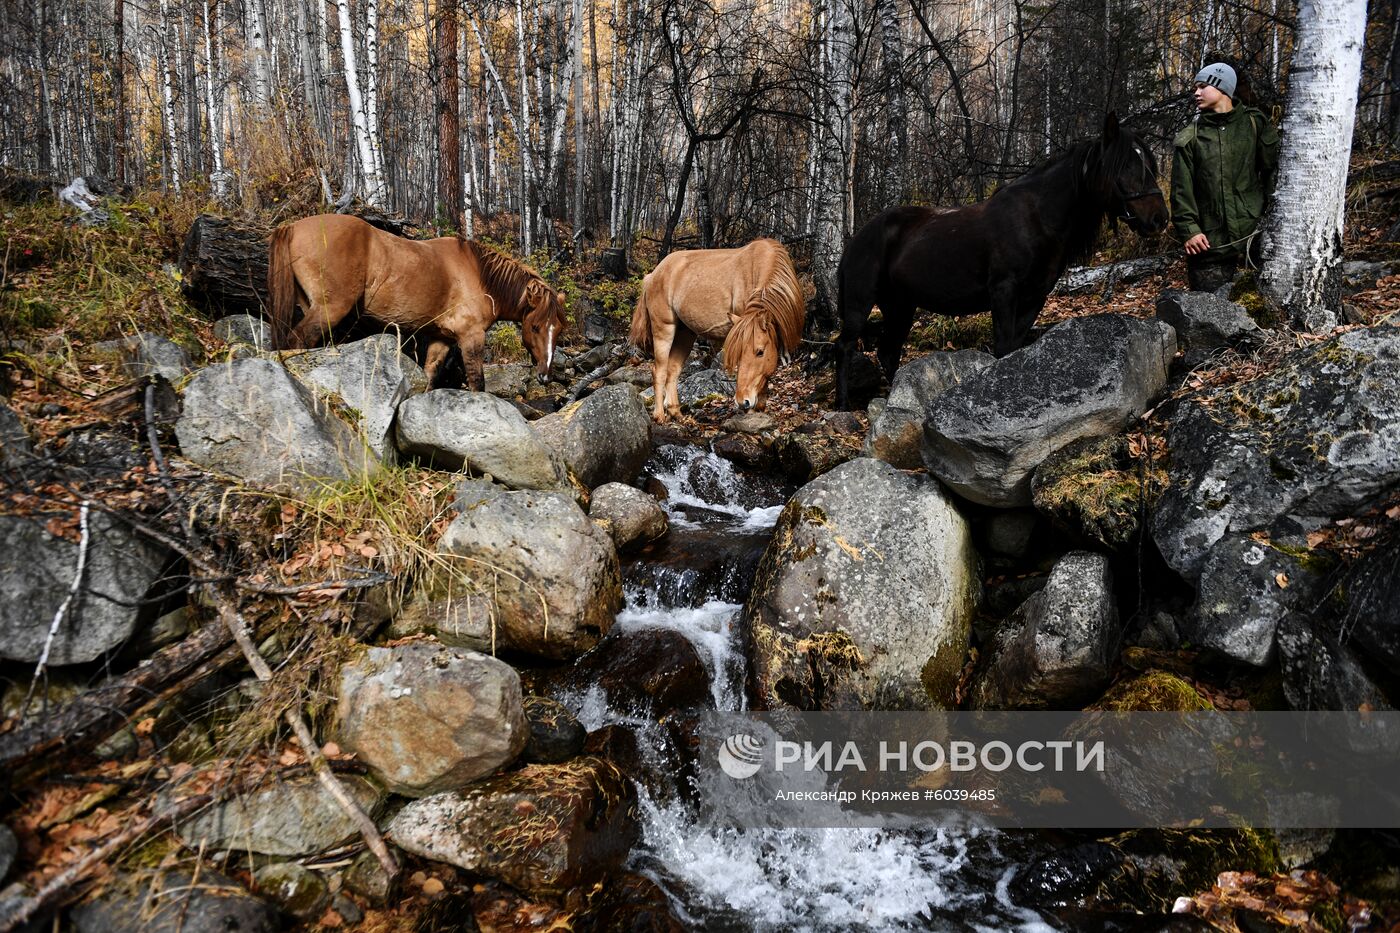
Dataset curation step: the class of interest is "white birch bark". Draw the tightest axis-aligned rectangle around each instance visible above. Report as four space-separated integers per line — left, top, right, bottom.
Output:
878 0 905 204
363 0 385 188
246 0 271 111
337 0 385 206
1258 0 1367 333
203 0 229 198
514 0 533 251
157 0 182 192
812 0 853 328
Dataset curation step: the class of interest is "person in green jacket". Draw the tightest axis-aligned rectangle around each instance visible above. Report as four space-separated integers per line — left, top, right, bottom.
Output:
1170 62 1281 293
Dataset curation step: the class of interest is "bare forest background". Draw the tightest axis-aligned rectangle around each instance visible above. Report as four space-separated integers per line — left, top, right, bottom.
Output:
1 0 1397 326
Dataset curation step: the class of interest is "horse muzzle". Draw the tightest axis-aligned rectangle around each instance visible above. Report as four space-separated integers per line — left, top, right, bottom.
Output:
537 372 549 385
739 399 754 411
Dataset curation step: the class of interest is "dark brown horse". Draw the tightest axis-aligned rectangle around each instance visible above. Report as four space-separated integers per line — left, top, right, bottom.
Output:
267 214 568 390
834 113 1168 409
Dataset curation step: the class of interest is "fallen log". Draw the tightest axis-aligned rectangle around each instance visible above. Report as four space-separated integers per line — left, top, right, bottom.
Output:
1053 253 1177 296
178 214 273 318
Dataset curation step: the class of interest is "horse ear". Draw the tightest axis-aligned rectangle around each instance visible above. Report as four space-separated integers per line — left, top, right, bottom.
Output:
728 311 742 327
1103 111 1120 141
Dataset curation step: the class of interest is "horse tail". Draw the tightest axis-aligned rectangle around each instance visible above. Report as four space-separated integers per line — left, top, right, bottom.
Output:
628 274 654 355
267 223 297 349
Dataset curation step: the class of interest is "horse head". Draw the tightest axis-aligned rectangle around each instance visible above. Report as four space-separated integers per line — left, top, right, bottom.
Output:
1094 112 1169 236
724 302 801 412
520 281 569 384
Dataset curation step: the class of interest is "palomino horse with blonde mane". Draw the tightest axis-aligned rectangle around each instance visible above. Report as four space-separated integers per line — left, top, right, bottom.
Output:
267 214 568 390
629 238 804 423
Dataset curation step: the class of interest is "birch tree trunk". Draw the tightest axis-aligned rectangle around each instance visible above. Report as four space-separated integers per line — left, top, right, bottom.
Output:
203 0 229 198
363 0 385 190
157 0 183 192
246 0 271 112
812 0 854 331
1258 0 1367 333
878 0 906 205
514 0 533 251
337 0 385 206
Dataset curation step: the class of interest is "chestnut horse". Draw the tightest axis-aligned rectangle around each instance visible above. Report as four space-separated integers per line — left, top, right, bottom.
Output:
834 112 1168 409
267 214 568 390
629 238 804 423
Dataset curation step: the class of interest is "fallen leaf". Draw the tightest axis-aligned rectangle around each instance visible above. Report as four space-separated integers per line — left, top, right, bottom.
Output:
1275 573 1289 589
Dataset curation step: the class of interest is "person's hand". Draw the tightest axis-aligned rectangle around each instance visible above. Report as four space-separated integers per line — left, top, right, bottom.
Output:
1184 233 1210 255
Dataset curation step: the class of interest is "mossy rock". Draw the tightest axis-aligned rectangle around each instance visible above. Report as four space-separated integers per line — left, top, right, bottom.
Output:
1097 828 1281 913
1031 434 1167 551
1088 671 1212 711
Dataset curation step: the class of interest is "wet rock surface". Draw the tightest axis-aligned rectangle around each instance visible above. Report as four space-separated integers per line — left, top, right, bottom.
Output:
589 481 668 552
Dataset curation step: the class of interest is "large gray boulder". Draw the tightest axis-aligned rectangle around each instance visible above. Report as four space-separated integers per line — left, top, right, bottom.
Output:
284 334 424 462
437 490 622 659
973 551 1119 709
589 482 668 552
176 358 378 490
334 642 529 797
0 512 172 665
396 389 568 490
921 315 1175 507
119 333 193 383
1191 534 1329 667
744 458 980 710
0 401 33 470
174 774 383 856
71 870 279 933
531 384 651 488
1153 325 1400 582
864 350 993 469
1154 290 1260 367
385 757 638 898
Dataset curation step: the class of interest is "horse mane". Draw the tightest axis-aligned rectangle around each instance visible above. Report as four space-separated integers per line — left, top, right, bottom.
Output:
721 240 805 372
468 240 565 328
993 126 1150 266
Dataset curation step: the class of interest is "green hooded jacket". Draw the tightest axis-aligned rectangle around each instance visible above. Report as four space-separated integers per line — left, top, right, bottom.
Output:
1170 106 1280 260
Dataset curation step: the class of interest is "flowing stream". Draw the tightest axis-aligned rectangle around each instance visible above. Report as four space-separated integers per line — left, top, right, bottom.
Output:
556 445 1058 932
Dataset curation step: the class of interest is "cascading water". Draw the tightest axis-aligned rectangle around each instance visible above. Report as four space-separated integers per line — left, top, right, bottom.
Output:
556 444 1056 931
